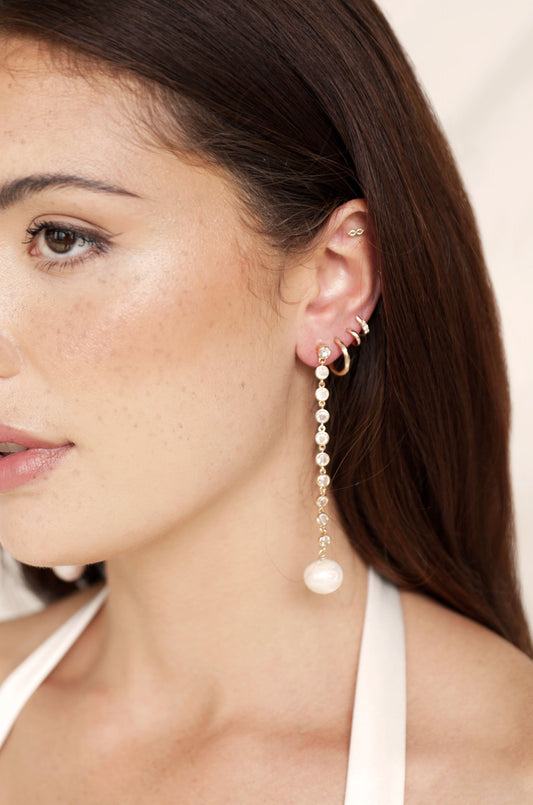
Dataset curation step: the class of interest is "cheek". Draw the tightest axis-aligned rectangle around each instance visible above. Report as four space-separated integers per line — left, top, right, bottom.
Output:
3 245 284 565
37 247 244 412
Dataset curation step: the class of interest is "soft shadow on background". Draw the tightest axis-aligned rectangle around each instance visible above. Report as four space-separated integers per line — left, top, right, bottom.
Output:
1 1 532 624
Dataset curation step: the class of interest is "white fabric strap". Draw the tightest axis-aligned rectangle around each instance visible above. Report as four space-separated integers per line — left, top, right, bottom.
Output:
0 569 406 802
344 567 406 804
0 586 108 749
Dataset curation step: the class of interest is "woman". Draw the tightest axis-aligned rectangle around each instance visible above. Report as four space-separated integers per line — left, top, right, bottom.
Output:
0 0 531 801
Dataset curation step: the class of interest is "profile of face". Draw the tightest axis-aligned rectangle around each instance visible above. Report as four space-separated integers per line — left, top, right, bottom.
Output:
0 38 377 574
0 39 309 567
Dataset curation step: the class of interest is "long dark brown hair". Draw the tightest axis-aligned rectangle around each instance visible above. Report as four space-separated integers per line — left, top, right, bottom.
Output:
1 0 530 655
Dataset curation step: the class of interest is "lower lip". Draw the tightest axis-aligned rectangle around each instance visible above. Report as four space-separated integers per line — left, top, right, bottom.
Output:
0 445 73 492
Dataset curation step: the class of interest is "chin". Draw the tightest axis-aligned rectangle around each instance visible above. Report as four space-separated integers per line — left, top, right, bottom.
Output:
0 497 109 569
0 523 90 570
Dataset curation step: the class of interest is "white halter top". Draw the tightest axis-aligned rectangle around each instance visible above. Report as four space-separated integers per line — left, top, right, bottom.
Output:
0 567 406 803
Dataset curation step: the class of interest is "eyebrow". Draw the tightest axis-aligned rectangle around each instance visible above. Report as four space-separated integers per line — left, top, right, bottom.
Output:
0 173 142 210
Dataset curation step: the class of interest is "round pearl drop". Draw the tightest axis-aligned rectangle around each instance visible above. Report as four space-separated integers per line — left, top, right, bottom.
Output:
304 559 343 594
316 409 330 424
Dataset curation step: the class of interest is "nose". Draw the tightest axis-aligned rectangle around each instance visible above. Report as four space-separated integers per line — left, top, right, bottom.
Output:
0 334 21 378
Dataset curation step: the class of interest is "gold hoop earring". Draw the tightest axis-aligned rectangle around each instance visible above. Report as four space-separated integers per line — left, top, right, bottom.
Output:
330 338 350 376
345 328 361 347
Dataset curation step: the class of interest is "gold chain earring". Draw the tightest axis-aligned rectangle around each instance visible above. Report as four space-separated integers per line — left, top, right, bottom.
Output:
303 317 370 594
303 344 344 594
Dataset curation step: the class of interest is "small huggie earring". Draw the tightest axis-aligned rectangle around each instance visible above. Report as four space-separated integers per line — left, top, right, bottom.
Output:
355 315 370 336
329 338 350 376
345 328 361 347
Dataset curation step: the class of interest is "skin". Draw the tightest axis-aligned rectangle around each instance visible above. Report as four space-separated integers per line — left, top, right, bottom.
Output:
0 39 532 803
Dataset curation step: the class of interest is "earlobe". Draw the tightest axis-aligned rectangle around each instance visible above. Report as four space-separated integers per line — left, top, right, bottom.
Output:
295 200 380 367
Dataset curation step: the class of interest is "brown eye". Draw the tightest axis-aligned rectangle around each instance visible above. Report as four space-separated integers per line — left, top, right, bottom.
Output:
44 228 83 254
24 220 110 270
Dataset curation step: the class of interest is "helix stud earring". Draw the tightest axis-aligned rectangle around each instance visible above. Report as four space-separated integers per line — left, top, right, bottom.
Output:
347 227 365 237
303 344 344 595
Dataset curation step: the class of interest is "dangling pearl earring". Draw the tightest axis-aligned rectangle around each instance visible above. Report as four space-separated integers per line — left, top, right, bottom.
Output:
52 565 86 582
303 344 344 594
303 316 370 594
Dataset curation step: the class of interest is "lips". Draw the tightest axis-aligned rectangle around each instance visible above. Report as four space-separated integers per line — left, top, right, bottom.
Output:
0 424 69 450
0 425 73 492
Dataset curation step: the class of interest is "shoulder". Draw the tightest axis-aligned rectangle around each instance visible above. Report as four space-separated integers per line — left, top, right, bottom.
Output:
401 589 533 801
0 585 105 684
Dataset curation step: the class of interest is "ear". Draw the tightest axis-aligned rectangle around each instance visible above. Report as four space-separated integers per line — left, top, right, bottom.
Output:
293 199 380 367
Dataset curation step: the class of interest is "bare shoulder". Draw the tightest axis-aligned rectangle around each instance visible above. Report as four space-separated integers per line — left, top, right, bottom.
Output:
401 589 533 802
0 585 104 683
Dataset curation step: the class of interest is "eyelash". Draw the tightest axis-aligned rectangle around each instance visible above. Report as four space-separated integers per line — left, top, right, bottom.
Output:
22 219 111 272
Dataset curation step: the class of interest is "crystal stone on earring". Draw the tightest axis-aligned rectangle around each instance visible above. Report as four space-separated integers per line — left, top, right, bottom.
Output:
318 346 331 361
317 513 329 526
315 408 330 424
319 534 331 547
316 495 328 507
315 431 329 446
316 473 330 487
316 452 330 466
304 558 343 594
315 365 329 380
315 387 329 402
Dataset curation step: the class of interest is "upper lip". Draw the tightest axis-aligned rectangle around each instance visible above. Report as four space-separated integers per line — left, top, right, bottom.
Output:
0 425 71 450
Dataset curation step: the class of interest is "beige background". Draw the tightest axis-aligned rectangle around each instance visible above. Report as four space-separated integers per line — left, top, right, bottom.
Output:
1 2 532 624
377 0 533 627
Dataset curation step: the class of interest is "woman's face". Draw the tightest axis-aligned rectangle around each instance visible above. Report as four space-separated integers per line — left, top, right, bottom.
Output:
0 40 301 565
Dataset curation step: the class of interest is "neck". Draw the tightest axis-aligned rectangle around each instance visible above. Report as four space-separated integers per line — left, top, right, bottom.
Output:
87 394 369 731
